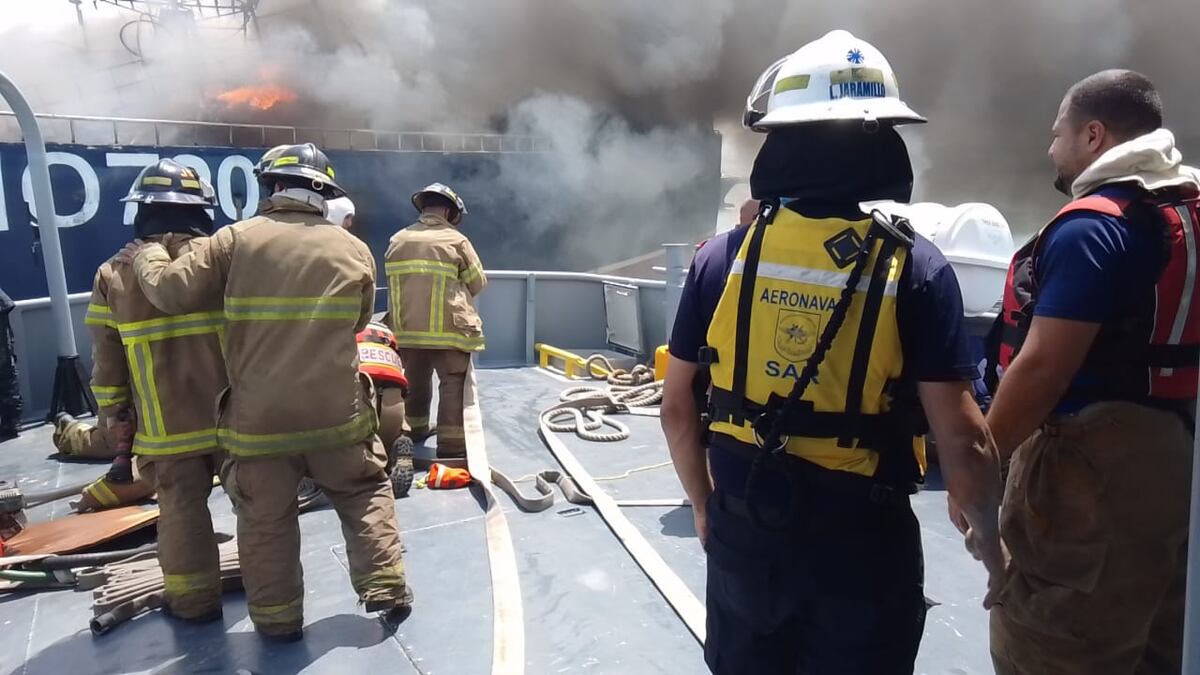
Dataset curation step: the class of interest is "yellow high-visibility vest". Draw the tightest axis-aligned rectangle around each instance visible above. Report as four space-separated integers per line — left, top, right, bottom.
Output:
706 204 925 479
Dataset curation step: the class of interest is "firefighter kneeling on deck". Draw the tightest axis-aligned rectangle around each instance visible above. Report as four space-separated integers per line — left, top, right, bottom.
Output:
123 143 410 642
661 31 1004 674
52 412 121 460
386 183 486 459
84 159 228 621
357 321 416 497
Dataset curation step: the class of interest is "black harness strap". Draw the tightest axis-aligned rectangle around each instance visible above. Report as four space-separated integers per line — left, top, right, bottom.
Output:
739 212 916 530
740 226 881 531
839 234 901 447
728 200 778 426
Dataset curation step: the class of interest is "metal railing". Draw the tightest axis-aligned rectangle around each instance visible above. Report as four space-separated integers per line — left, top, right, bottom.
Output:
0 111 551 153
9 268 670 420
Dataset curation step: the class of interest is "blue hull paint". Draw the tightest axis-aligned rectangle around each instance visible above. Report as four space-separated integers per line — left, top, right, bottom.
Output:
0 141 720 300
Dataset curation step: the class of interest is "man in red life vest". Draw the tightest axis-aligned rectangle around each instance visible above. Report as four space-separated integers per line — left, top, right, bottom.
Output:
985 69 1199 674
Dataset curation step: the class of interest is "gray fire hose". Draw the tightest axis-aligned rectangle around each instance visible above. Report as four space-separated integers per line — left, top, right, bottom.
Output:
90 575 244 635
23 480 95 506
90 591 164 635
25 543 158 571
87 543 243 635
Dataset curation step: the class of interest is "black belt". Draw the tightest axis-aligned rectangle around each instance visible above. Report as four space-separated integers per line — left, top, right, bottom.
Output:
717 482 912 530
714 438 916 510
708 388 922 451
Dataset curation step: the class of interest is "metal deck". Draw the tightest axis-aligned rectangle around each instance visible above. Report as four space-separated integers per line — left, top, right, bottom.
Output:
0 367 992 674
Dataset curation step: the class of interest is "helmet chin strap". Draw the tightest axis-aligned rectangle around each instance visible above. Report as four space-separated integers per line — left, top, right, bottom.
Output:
275 187 327 212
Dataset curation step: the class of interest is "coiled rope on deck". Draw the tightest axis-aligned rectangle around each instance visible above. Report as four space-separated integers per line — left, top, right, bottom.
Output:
540 354 663 441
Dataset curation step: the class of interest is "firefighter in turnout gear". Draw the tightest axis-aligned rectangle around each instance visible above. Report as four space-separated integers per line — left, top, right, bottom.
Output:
357 321 415 497
82 158 227 620
126 143 411 641
52 412 120 459
986 70 1198 674
327 198 414 496
0 286 21 441
660 30 1004 674
72 410 152 512
386 182 486 459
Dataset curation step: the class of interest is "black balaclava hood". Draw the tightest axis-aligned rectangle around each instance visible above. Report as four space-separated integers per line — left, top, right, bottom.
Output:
133 203 214 240
750 124 915 219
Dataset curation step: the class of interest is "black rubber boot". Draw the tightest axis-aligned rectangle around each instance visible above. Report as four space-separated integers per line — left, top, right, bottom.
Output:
256 627 303 643
388 436 415 498
163 605 224 624
408 426 436 444
365 585 414 616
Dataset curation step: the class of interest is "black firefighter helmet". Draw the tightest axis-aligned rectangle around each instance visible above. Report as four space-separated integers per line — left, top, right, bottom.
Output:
256 142 346 198
121 159 217 207
121 159 217 239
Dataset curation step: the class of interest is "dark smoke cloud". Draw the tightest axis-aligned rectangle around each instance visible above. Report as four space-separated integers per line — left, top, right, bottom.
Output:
727 0 1200 233
3 0 1198 242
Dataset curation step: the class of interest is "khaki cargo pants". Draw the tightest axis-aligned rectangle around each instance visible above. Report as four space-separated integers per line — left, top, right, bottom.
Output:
991 401 1192 675
222 438 407 637
376 386 408 450
397 348 470 457
135 452 224 619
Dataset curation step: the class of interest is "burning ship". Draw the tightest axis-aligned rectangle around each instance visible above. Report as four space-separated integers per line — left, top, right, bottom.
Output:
0 3 1062 675
0 1 724 303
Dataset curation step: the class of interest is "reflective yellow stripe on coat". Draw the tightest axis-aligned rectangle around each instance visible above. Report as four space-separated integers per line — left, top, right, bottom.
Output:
85 303 117 329
134 428 220 456
118 311 225 343
386 259 485 352
218 411 377 458
84 477 121 507
460 263 484 286
391 331 485 351
224 296 361 322
118 311 225 457
91 384 131 407
386 260 458 278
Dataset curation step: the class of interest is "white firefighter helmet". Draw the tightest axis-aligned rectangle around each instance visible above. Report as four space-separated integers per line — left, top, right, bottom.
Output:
744 29 925 131
412 182 468 225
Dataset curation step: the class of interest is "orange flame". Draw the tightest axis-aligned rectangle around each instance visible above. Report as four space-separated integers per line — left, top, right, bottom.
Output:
216 83 297 111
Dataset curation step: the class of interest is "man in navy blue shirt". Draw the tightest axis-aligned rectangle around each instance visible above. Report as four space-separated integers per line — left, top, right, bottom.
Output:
661 31 1004 675
987 70 1198 674
669 215 988 508
663 185 1004 675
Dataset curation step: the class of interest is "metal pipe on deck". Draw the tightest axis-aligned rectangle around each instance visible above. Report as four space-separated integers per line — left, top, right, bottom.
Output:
0 70 93 419
662 244 691 344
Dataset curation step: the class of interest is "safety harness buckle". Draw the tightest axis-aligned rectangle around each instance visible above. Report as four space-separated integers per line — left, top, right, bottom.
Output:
869 210 916 248
751 412 788 453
